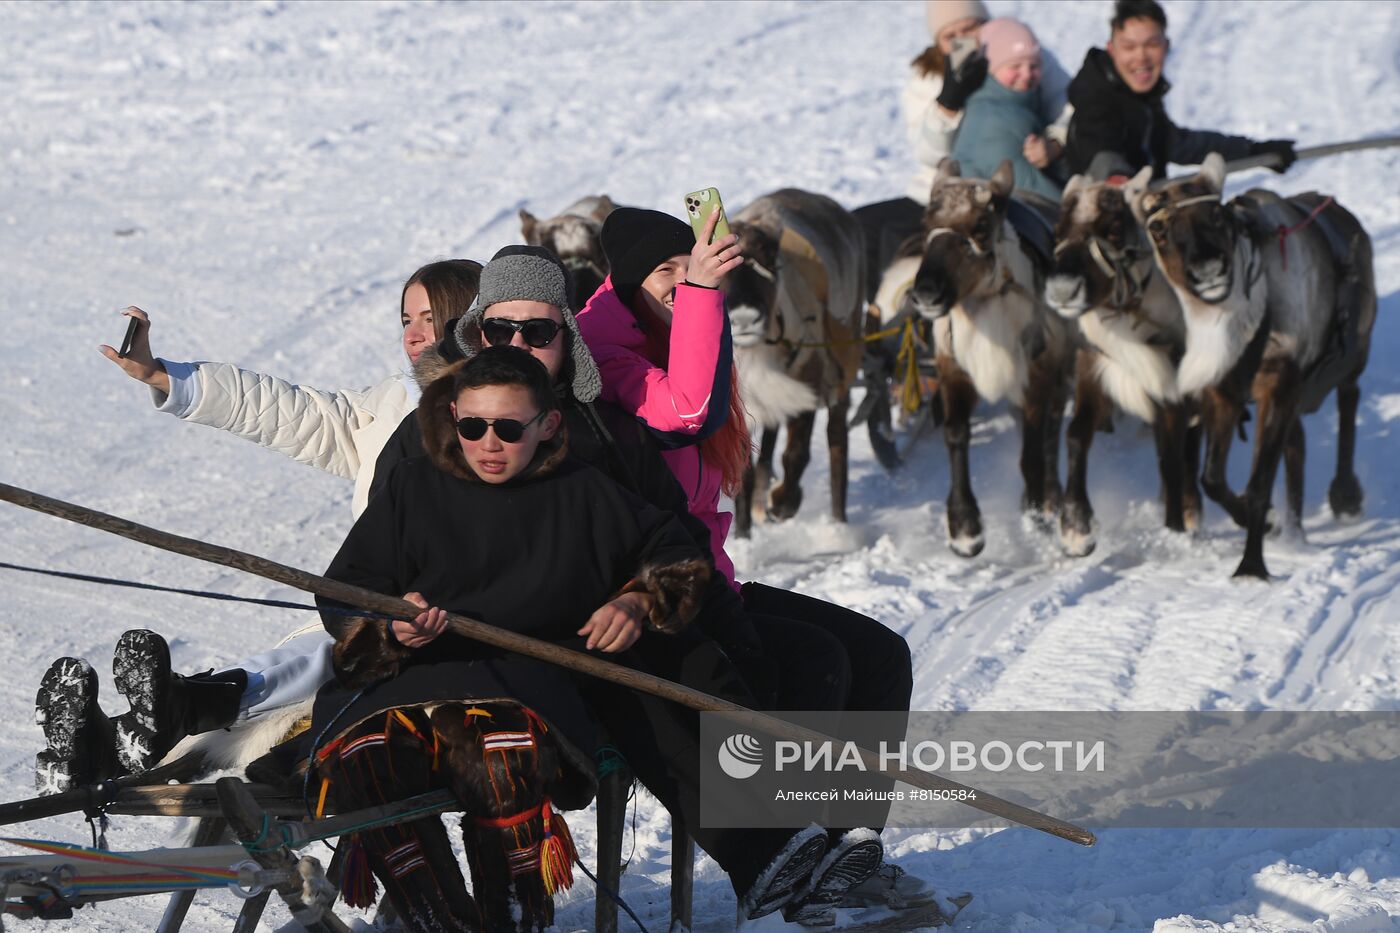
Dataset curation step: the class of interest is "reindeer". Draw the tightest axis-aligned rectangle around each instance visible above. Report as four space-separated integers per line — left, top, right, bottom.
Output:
519 195 617 309
724 189 867 536
1131 153 1376 579
906 160 1070 557
1045 174 1201 556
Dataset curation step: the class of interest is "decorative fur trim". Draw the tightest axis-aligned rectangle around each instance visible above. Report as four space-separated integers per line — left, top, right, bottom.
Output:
411 342 460 390
622 558 712 634
417 363 570 482
333 617 414 688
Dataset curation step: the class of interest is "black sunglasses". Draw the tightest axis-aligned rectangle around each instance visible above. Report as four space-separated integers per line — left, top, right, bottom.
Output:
481 317 563 349
455 410 547 443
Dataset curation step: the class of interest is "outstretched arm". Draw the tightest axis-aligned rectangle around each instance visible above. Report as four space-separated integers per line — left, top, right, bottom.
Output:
102 307 386 481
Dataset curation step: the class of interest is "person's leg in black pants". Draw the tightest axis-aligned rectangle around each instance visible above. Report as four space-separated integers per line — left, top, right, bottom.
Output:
740 583 912 715
740 581 913 841
577 620 851 904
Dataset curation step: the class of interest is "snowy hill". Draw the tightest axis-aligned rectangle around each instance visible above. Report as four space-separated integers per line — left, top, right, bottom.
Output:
2 1 1399 930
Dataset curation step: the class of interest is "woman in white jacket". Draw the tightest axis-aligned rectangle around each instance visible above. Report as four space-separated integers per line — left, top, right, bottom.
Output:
34 261 482 793
99 259 481 517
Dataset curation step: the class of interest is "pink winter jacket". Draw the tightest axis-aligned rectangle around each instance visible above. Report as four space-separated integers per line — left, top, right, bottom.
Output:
576 277 739 589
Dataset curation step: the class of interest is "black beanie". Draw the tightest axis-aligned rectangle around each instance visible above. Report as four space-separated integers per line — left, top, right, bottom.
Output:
601 208 696 306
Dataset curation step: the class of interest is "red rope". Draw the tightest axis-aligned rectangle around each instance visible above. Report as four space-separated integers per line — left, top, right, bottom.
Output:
474 801 543 829
1277 196 1333 271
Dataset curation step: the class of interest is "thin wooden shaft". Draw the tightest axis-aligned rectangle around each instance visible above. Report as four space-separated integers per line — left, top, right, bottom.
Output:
671 829 695 930
0 751 205 826
155 817 227 933
231 890 271 933
0 482 1095 847
215 777 350 933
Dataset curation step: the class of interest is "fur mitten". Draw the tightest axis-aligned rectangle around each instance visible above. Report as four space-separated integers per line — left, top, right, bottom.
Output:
622 558 712 634
332 618 414 688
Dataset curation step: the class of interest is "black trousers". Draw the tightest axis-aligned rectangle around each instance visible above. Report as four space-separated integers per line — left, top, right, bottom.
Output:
742 582 914 839
576 613 849 896
853 197 925 303
740 582 912 716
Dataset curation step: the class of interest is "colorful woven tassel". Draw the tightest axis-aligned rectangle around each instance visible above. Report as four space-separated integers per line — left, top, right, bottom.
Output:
339 833 378 909
537 799 577 895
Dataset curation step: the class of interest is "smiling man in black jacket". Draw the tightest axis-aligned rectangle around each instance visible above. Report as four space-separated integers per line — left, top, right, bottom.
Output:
1065 0 1297 180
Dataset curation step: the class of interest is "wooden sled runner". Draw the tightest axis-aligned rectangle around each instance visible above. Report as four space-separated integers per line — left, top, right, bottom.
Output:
0 763 696 933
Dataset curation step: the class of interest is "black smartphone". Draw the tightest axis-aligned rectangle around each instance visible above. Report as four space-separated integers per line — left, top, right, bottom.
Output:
118 316 140 358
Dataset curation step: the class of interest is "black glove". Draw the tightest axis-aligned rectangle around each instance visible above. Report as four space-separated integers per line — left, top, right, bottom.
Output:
1250 138 1298 173
936 50 988 113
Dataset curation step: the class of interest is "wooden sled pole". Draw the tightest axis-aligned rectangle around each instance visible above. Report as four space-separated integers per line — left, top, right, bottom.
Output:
0 751 205 827
1224 134 1400 173
0 482 1095 847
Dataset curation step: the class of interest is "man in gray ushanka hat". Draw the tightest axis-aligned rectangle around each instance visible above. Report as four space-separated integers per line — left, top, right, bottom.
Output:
449 244 603 404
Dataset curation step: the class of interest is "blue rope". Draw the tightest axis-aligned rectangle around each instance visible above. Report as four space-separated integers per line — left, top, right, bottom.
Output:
595 744 628 779
0 560 397 622
302 682 379 823
574 857 652 933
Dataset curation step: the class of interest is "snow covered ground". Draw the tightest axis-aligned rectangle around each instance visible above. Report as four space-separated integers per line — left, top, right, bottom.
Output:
3 0 1399 930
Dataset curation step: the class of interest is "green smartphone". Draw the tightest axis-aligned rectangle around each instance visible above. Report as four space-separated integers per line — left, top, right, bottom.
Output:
684 187 732 244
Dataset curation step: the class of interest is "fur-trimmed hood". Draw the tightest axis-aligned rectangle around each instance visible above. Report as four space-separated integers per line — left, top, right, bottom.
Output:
411 304 603 404
416 359 569 483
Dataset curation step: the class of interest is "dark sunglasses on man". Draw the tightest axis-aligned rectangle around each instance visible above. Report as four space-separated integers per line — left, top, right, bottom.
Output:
455 411 548 443
481 317 562 349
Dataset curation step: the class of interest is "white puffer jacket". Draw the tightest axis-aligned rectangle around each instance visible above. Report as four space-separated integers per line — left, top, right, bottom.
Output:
152 359 417 517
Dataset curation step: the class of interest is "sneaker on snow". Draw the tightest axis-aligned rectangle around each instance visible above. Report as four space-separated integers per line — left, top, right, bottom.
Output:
34 657 119 794
782 827 884 926
840 859 939 910
739 824 830 921
111 629 248 774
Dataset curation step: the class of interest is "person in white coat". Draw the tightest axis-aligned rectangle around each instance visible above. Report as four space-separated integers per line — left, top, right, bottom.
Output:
99 259 481 517
33 260 483 793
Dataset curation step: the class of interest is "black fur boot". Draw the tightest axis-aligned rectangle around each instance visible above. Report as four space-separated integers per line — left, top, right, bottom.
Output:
432 703 574 933
34 657 120 794
111 630 248 774
321 708 481 932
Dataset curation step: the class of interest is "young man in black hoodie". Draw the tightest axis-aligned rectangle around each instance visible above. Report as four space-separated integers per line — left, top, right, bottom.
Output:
1064 0 1296 180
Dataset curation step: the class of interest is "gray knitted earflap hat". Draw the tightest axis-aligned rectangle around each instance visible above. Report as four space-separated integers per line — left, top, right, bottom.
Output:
475 244 571 311
452 245 603 404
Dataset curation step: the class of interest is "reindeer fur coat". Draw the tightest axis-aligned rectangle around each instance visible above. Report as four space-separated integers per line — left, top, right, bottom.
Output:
309 371 712 806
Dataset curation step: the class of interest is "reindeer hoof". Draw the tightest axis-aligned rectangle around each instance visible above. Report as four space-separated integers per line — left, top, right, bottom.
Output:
1329 475 1364 521
1022 509 1056 535
1181 508 1202 533
1231 558 1271 581
949 532 985 558
767 484 802 522
1060 526 1096 558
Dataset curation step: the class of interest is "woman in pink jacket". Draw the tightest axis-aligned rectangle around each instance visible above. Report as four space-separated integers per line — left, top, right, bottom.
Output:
576 207 749 588
577 207 932 924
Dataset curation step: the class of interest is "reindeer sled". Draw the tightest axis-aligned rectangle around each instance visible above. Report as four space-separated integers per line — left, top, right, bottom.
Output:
0 486 1095 931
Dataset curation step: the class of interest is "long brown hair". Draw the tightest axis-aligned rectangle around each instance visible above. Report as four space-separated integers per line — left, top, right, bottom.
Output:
632 297 751 498
401 259 483 340
911 45 946 77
